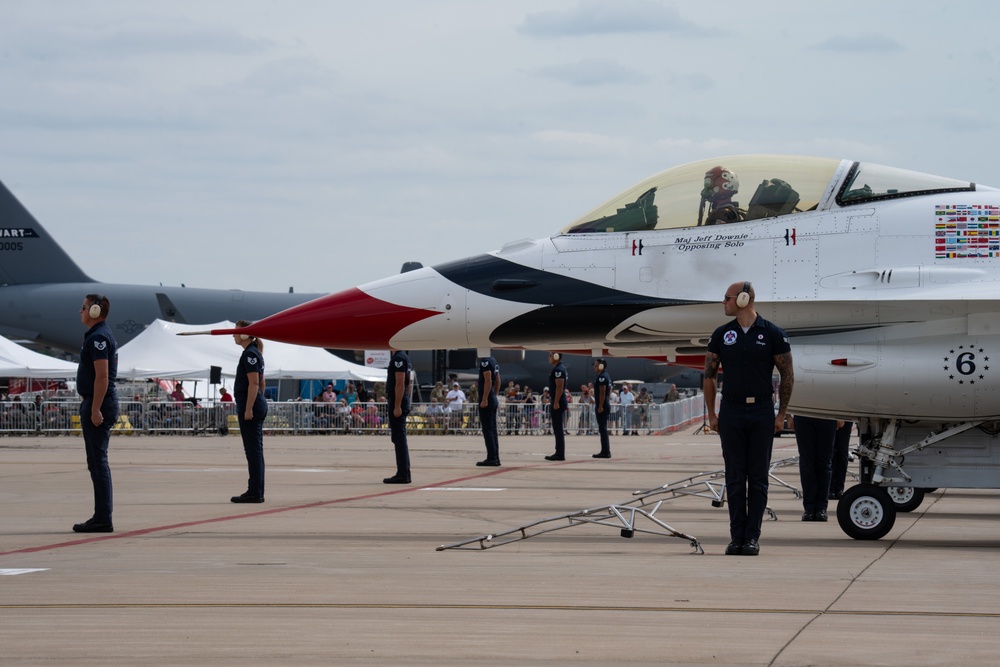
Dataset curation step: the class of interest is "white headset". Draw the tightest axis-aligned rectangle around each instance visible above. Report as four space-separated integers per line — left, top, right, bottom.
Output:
596 359 606 371
551 352 561 362
736 281 752 308
88 296 105 319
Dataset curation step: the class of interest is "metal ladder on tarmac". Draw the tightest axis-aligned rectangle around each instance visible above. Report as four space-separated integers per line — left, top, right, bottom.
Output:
436 456 804 553
631 455 803 511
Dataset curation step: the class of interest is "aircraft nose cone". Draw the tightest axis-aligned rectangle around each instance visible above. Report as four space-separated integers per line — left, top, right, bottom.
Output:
223 287 440 349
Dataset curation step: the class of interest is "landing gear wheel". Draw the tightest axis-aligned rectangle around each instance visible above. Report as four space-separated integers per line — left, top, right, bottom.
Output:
885 486 925 513
837 484 896 540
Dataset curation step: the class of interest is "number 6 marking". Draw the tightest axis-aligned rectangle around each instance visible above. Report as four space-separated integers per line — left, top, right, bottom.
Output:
956 351 976 375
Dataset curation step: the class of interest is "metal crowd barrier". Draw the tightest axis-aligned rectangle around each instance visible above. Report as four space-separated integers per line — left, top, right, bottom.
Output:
0 395 705 437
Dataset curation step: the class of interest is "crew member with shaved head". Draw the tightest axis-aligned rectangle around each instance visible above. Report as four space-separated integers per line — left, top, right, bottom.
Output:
73 294 119 533
703 281 793 556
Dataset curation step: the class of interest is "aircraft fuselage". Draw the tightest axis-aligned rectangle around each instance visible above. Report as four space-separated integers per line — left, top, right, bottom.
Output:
228 155 1000 422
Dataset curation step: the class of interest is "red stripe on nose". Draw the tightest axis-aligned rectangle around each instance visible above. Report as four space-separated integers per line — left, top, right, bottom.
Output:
212 287 439 349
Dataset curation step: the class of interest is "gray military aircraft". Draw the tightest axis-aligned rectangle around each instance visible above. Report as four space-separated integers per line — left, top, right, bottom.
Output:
0 179 322 353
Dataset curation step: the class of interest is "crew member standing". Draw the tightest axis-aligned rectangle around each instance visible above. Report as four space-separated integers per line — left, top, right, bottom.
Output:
476 354 501 466
545 352 568 461
704 281 793 556
592 358 612 458
794 415 837 521
73 294 119 533
829 420 854 500
231 320 267 503
384 348 412 484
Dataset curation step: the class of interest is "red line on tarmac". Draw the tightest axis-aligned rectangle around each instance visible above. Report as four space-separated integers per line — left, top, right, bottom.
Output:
0 463 550 558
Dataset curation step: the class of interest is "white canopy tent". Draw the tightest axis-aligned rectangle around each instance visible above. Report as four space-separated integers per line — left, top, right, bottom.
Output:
0 335 78 378
117 320 385 385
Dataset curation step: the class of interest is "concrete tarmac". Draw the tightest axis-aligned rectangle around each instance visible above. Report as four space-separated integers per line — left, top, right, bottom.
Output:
1 427 999 666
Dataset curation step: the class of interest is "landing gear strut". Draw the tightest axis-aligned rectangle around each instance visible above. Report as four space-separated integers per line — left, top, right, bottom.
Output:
837 416 996 539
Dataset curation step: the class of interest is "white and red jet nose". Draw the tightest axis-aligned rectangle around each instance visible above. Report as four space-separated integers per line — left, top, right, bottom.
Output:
211 286 440 349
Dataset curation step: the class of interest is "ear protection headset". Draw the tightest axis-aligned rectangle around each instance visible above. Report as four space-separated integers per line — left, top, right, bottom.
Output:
235 320 252 341
596 358 606 371
88 296 106 319
551 352 561 362
736 281 751 308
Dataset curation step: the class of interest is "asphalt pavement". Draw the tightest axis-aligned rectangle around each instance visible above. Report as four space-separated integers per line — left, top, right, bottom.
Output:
1 427 998 666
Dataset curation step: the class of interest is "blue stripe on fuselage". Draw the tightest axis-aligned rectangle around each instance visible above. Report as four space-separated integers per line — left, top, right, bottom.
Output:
432 254 700 346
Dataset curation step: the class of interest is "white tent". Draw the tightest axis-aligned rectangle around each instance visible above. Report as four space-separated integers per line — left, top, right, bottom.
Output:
116 320 384 383
0 336 78 378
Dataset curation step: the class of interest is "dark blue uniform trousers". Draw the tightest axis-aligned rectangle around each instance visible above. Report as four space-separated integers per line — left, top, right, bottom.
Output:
550 406 566 457
388 409 411 476
718 402 774 544
795 415 837 513
238 395 268 497
479 403 499 462
595 408 610 455
830 421 854 497
81 398 118 523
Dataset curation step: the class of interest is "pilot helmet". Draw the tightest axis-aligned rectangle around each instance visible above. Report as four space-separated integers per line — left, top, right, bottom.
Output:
701 166 739 202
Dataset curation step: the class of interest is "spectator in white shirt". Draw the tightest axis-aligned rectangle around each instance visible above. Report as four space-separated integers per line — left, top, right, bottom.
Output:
445 382 466 430
619 384 637 435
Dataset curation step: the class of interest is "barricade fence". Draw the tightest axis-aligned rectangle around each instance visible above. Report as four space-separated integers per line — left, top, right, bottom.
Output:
0 395 705 437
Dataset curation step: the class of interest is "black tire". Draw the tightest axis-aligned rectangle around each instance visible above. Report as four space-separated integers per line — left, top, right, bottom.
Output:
885 486 925 513
837 484 896 540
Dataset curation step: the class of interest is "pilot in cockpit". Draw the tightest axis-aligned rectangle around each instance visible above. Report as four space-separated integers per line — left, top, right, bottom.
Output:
699 165 745 225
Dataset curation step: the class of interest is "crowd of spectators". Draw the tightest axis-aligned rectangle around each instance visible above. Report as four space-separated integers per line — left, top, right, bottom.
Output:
0 379 687 436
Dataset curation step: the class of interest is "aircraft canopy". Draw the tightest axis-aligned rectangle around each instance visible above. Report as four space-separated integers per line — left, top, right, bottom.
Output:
562 154 977 234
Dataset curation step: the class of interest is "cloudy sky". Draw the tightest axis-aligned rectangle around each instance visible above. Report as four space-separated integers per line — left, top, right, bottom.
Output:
2 0 998 294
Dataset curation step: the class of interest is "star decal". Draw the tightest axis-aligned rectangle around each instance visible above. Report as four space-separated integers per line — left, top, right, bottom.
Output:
117 319 145 334
943 343 990 386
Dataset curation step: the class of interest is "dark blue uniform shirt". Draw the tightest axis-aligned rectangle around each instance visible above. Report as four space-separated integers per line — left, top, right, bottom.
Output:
548 362 568 406
234 342 264 407
387 350 412 410
77 321 118 401
594 370 612 411
707 314 790 402
477 356 500 407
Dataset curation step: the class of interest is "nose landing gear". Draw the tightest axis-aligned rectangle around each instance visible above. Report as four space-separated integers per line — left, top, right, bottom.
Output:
837 483 896 540
885 485 926 513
